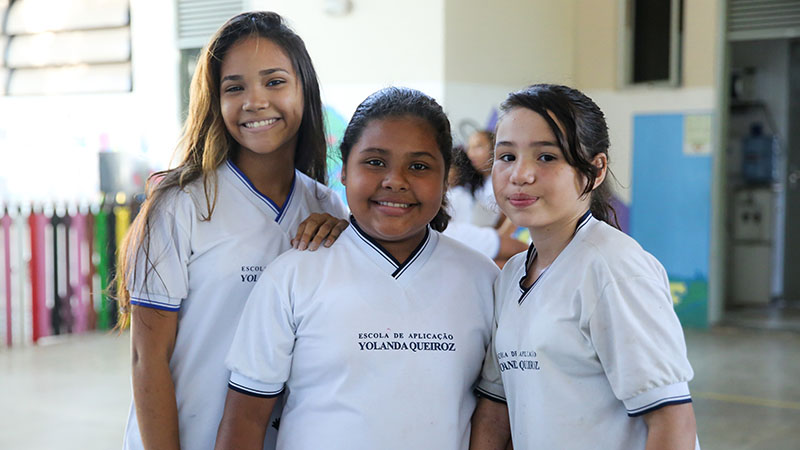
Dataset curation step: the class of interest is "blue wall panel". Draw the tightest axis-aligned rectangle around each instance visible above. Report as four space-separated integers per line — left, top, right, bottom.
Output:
631 114 711 327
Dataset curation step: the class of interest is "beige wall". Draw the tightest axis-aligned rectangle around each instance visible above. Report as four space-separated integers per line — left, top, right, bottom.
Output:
683 0 718 87
574 0 719 90
444 0 575 85
442 0 577 141
255 0 445 85
574 0 617 90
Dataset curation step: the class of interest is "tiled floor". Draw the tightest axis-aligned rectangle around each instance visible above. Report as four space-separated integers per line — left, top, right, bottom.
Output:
1 326 799 450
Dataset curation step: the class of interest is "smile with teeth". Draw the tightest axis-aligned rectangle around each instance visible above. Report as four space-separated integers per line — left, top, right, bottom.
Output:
244 118 278 128
376 201 413 208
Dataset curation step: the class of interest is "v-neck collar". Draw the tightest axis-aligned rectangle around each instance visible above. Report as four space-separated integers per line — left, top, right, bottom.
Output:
348 216 435 280
223 159 297 223
517 210 593 304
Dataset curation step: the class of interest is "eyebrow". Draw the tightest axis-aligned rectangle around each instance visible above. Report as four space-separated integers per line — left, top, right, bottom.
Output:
221 68 291 83
359 148 438 158
495 139 560 148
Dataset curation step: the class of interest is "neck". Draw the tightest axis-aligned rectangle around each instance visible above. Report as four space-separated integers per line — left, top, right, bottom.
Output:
233 146 296 208
527 209 588 269
354 219 428 266
381 230 426 266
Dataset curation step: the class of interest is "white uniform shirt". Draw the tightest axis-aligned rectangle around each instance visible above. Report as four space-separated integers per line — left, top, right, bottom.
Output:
444 186 500 258
471 177 500 228
123 160 347 450
226 220 498 450
477 213 696 450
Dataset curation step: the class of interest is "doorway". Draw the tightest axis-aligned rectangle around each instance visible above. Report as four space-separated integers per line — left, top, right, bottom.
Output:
722 37 800 330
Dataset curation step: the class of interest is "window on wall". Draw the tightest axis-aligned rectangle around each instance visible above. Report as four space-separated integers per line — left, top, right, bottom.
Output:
621 0 683 86
175 0 242 119
0 0 131 95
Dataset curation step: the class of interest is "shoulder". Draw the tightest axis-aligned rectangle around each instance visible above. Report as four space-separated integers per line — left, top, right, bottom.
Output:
294 171 347 213
436 232 500 275
578 220 667 284
145 182 200 223
497 250 527 286
264 234 343 278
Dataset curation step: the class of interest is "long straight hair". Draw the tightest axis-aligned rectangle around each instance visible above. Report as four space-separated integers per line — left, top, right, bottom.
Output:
115 11 328 327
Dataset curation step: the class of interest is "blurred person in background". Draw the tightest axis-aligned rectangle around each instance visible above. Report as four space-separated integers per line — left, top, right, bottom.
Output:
445 147 527 266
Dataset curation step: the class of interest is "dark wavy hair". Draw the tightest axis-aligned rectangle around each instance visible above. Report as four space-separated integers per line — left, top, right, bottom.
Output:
452 146 484 196
499 84 619 228
339 87 453 231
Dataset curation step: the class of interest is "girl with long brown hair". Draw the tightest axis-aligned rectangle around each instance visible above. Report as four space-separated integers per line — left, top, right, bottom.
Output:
119 12 347 450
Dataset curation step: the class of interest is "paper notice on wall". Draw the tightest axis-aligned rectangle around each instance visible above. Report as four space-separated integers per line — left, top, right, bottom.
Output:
684 114 712 156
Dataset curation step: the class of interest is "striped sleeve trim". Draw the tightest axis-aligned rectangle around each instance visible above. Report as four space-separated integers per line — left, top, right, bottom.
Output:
130 296 180 311
627 397 693 417
623 381 692 417
475 386 507 404
228 372 285 399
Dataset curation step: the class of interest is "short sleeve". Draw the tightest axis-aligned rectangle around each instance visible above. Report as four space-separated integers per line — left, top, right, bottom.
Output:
128 194 192 311
475 277 507 403
225 270 296 397
590 275 694 416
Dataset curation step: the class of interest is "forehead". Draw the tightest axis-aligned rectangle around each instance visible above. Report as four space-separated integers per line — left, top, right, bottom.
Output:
354 116 441 156
496 107 559 140
220 36 294 75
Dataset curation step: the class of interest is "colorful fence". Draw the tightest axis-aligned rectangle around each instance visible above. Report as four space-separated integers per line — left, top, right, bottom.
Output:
0 197 140 347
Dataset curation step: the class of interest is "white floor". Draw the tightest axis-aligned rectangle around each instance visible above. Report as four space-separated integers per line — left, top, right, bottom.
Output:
0 332 131 450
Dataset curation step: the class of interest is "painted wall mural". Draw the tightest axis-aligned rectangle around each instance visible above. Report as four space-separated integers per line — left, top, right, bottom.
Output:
632 113 713 328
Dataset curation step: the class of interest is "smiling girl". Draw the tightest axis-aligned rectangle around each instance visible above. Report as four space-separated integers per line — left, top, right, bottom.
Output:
215 87 498 450
117 12 347 450
470 84 698 450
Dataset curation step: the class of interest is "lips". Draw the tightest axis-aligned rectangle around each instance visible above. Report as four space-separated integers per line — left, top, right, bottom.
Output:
371 199 418 215
242 118 279 129
375 201 412 208
507 193 538 208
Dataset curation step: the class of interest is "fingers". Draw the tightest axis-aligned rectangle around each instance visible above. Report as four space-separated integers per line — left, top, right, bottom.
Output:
292 214 349 251
323 219 349 248
307 219 335 251
292 214 323 251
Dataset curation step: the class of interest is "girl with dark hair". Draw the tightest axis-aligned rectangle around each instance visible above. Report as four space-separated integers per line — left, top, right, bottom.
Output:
119 12 348 450
471 84 698 449
465 130 502 227
216 87 498 450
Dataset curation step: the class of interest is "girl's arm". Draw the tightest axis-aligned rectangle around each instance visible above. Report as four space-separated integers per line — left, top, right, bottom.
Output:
469 397 512 450
214 389 279 449
131 306 180 450
291 213 349 250
643 403 697 450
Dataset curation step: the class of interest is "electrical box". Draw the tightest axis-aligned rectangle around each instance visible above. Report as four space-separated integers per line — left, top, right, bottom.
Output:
730 187 774 305
732 188 773 242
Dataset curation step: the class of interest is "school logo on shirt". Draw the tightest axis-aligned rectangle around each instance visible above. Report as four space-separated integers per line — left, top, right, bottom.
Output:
497 349 541 372
357 331 457 352
240 265 265 283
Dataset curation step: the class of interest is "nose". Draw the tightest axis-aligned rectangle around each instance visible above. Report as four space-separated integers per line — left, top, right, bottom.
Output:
243 89 269 111
509 159 535 185
382 166 409 191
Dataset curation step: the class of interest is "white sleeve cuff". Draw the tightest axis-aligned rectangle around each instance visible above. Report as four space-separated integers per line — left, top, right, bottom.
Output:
228 371 285 398
129 291 181 311
623 381 692 417
475 379 506 403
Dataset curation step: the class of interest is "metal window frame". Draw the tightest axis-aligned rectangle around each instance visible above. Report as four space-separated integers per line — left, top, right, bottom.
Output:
618 0 683 88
